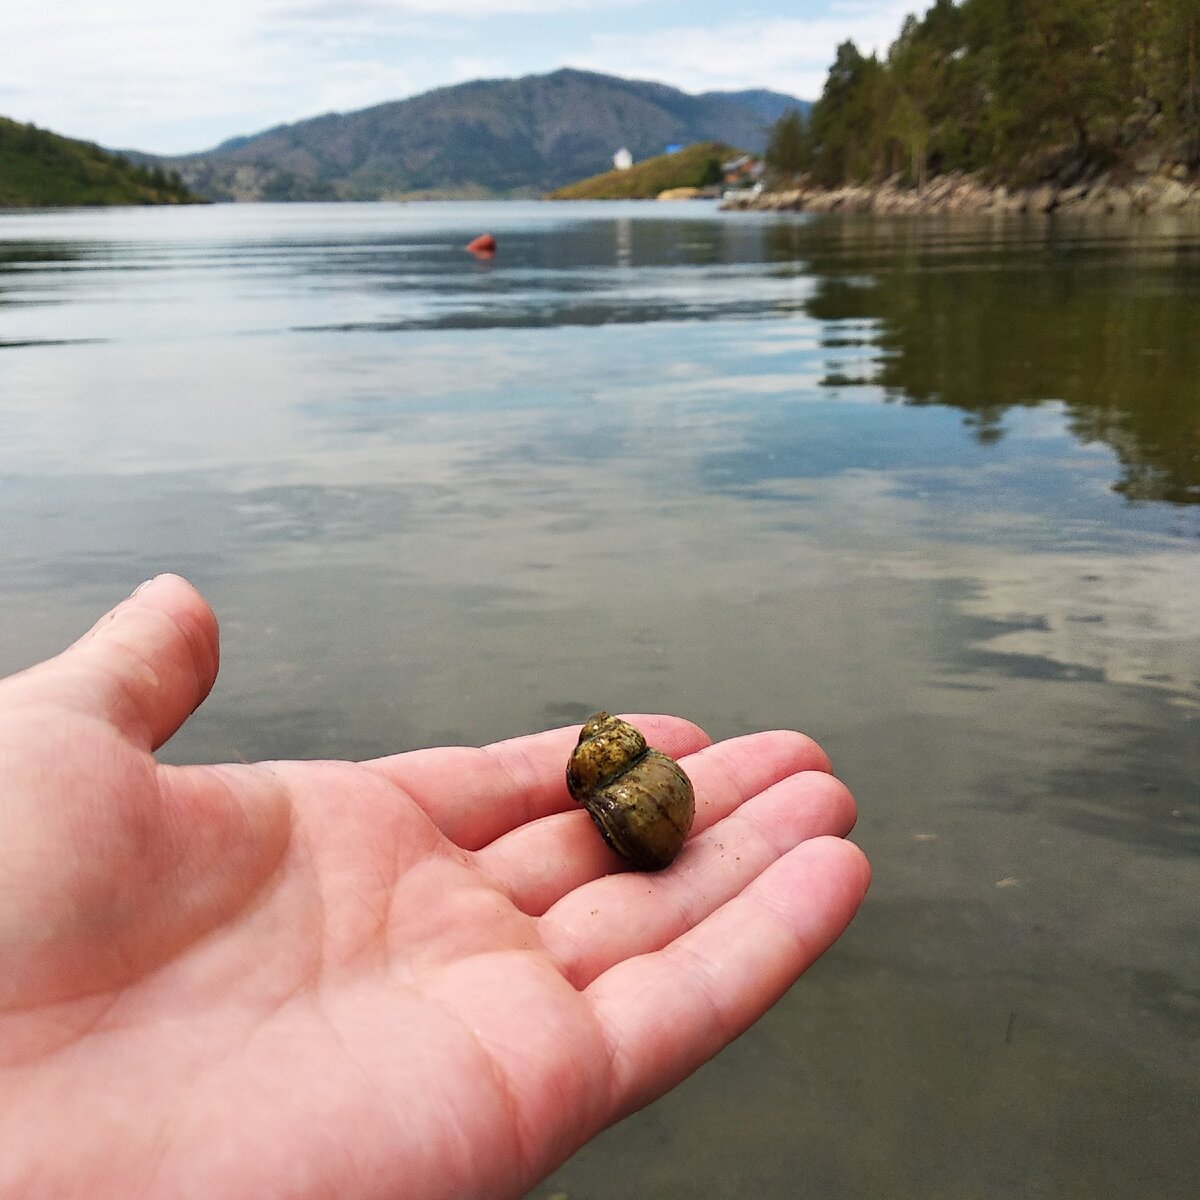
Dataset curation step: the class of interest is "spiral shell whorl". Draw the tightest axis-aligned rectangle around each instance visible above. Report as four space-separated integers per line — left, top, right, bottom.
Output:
566 712 695 871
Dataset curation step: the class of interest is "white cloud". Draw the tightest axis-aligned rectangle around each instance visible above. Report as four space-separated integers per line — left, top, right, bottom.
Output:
0 0 629 151
276 0 615 15
448 55 514 83
305 61 424 121
575 3 915 98
3 2 296 149
0 1 912 152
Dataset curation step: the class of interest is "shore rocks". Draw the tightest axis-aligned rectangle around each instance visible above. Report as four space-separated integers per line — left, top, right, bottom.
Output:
723 166 1200 216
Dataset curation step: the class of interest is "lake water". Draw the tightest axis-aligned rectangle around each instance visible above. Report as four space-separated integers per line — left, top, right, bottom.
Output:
1 200 1198 1197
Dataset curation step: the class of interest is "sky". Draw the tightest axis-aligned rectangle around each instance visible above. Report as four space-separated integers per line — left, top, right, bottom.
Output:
2 0 917 154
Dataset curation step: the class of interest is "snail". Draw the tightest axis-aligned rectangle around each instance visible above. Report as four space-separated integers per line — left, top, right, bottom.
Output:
566 712 695 871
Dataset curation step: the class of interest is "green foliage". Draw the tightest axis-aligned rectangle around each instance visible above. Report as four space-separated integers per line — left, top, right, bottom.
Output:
768 0 1200 188
0 117 205 207
765 108 809 178
698 156 725 188
829 43 896 182
763 217 1200 503
1151 0 1200 159
972 0 1124 165
547 142 741 199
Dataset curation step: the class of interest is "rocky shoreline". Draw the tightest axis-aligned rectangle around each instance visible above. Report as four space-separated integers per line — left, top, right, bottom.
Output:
723 164 1200 216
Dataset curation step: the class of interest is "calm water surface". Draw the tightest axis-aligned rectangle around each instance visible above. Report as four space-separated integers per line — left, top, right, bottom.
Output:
1 201 1198 1197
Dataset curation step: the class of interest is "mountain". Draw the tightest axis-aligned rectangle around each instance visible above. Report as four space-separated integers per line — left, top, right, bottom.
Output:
0 116 204 207
170 69 810 202
701 90 812 126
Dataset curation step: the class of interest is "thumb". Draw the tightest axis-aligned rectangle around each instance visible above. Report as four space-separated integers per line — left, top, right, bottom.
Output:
39 574 220 751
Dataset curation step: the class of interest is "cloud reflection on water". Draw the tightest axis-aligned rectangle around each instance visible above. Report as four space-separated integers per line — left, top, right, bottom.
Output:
1 202 1198 1199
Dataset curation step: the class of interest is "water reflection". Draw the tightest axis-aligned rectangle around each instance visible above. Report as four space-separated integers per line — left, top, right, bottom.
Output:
765 215 1200 507
0 203 1197 1199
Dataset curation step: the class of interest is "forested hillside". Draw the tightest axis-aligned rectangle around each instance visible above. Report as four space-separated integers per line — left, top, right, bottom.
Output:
766 0 1199 187
0 117 202 207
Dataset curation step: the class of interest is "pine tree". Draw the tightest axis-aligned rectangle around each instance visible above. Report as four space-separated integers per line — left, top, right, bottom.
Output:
772 0 1198 189
765 108 810 178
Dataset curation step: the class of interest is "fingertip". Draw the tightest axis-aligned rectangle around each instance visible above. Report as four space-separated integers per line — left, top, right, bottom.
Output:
126 574 220 691
132 573 218 637
70 574 221 748
126 573 210 617
859 850 872 896
748 769 859 845
703 728 834 777
767 729 834 775
754 834 872 938
813 772 860 838
817 833 872 905
624 713 713 757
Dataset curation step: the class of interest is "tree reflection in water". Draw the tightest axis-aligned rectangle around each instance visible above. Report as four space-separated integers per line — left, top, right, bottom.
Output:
767 215 1200 507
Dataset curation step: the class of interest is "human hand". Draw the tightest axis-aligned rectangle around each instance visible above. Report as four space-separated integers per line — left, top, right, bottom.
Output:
0 575 869 1199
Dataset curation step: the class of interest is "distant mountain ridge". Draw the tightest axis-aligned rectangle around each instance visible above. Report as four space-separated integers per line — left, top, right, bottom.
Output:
168 69 810 201
705 89 813 127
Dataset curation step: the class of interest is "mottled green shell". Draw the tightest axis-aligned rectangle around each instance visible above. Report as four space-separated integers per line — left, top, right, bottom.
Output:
567 712 695 871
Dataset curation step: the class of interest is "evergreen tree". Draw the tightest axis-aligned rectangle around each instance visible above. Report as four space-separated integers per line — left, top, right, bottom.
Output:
888 16 938 186
807 41 894 184
977 0 1123 161
773 0 1200 187
1152 0 1200 161
765 108 809 177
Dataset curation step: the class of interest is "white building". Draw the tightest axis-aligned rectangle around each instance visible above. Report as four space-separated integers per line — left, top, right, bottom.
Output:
612 147 633 171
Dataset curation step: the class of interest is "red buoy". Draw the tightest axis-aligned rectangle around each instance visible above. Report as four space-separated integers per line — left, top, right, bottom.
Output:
466 233 497 257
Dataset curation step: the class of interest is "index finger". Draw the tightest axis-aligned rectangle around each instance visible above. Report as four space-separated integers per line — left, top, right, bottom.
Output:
362 715 712 850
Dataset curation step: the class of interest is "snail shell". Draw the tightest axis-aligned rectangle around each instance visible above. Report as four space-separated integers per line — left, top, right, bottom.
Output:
566 712 695 871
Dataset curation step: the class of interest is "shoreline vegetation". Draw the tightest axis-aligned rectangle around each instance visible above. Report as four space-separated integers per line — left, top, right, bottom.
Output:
546 142 736 200
0 117 204 208
737 0 1200 218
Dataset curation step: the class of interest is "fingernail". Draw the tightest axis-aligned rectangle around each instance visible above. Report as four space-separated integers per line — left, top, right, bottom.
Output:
128 576 157 599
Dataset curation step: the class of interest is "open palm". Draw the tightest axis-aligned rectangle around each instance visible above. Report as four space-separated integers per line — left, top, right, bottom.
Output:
0 576 869 1200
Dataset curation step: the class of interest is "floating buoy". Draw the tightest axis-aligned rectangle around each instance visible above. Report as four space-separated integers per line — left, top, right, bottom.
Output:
466 233 496 257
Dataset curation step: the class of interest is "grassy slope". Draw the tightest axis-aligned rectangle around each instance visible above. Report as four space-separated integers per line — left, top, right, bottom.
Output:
0 117 204 207
547 141 739 199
